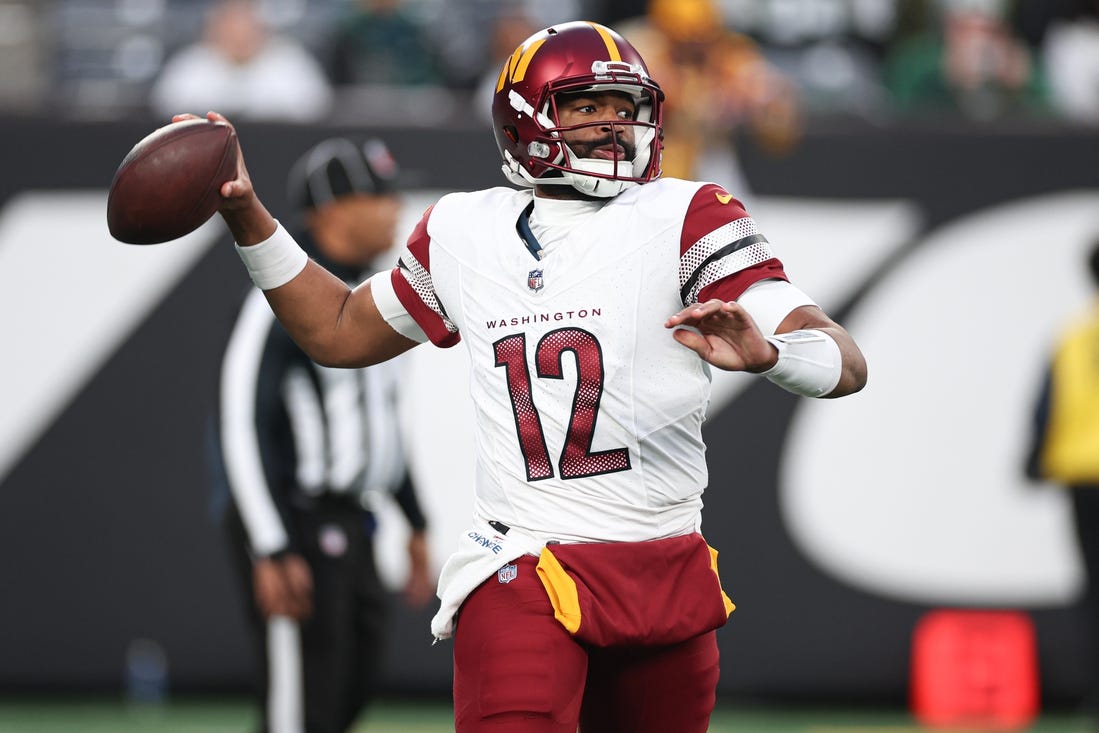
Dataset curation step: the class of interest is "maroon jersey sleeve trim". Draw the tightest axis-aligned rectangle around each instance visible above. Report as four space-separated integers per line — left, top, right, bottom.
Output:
697 259 788 303
391 268 461 348
680 184 750 257
389 203 461 348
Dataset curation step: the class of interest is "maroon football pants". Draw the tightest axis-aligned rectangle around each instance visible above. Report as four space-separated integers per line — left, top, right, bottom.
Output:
452 554 720 733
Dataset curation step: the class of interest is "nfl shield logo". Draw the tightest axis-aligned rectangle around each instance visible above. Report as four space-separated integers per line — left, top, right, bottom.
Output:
527 269 544 293
497 563 518 584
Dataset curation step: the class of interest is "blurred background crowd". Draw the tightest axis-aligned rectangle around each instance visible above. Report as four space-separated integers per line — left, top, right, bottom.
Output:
3 0 1098 131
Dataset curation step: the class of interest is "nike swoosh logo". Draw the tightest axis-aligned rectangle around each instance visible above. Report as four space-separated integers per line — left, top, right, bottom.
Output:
715 192 733 204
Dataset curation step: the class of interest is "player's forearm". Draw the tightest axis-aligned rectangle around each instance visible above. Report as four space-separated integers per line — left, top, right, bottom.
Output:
226 213 400 366
770 309 867 398
221 197 277 246
221 211 342 366
821 326 868 398
222 209 354 363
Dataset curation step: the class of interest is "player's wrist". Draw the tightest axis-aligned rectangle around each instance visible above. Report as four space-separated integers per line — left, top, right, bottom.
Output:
235 221 309 290
761 329 842 397
222 199 276 246
749 342 781 374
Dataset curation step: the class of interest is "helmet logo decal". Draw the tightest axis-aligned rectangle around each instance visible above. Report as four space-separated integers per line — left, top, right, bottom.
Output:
586 21 623 62
490 21 664 194
496 38 547 92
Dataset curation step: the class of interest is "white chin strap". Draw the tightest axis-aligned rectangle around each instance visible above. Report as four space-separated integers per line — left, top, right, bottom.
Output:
502 125 658 198
560 156 635 197
557 125 658 198
501 150 632 197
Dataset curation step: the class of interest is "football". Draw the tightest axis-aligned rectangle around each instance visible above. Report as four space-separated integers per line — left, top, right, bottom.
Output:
107 119 237 244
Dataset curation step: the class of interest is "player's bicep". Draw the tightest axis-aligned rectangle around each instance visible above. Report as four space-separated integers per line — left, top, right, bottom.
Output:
264 260 417 368
335 275 420 367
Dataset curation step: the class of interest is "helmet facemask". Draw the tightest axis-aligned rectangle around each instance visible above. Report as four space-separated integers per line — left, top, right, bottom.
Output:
540 81 661 197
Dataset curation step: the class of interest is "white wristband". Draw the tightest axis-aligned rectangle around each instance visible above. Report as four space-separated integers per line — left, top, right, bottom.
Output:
761 329 842 398
234 221 309 290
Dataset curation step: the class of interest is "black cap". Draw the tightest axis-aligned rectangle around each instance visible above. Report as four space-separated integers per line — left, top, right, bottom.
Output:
288 137 400 210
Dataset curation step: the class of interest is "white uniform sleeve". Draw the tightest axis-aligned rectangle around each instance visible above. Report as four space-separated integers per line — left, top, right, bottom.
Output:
367 270 429 343
736 279 817 336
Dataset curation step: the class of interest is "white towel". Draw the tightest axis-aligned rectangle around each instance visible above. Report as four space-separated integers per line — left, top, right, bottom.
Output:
430 519 546 640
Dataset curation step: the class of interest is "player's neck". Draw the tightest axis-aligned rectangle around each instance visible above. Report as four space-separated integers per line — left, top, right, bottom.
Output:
529 193 604 241
535 184 603 202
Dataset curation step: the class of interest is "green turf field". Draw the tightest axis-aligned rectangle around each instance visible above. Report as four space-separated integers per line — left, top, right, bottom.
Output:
0 698 1092 733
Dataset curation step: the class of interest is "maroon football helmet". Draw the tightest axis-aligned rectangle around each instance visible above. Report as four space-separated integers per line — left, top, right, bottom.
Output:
490 21 664 197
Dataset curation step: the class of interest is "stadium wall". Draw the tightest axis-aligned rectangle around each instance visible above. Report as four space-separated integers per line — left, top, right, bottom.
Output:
0 115 1097 705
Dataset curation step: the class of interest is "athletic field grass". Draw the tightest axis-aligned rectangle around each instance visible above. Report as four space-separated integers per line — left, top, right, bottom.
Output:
0 697 1092 732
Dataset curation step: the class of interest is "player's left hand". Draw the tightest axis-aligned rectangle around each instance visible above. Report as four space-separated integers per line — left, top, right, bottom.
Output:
665 299 778 373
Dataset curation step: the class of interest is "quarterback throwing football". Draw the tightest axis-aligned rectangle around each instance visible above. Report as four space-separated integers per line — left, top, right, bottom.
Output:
188 20 867 733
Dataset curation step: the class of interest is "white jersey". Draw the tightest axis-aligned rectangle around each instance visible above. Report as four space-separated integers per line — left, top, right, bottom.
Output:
377 178 788 544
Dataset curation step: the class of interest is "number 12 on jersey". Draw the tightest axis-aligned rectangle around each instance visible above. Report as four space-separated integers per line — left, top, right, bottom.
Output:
493 327 632 482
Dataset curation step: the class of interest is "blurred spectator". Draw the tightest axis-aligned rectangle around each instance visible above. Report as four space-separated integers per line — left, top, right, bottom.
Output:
423 0 592 90
328 0 440 87
883 0 1048 120
617 0 803 201
1039 0 1099 123
599 0 647 25
150 0 333 122
0 1 46 111
1024 237 1099 723
718 0 899 118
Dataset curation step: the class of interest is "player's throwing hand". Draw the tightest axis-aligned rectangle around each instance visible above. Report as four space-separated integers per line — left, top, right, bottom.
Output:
172 111 276 246
169 112 245 198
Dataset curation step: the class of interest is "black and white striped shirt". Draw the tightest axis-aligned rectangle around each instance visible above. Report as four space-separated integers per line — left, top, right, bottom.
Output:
217 237 424 557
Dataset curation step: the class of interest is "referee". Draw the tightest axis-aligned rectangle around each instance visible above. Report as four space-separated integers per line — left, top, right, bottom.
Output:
214 137 433 733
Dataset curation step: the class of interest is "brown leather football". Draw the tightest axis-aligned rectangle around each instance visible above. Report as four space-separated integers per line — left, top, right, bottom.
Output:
107 119 237 244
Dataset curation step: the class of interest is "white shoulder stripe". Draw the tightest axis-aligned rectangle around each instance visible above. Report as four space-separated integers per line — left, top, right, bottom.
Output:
679 217 775 304
680 217 760 280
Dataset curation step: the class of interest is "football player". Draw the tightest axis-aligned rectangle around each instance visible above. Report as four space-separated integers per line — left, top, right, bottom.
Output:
185 20 867 733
